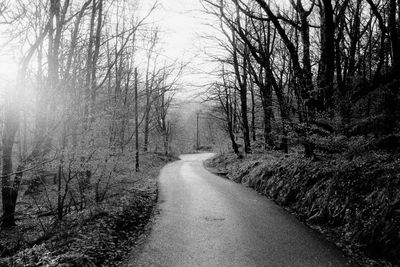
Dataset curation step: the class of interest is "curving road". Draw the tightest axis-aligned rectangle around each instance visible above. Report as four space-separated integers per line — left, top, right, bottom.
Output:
127 153 350 267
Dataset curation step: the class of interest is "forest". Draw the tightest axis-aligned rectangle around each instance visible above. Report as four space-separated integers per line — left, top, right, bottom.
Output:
202 0 400 155
0 0 190 265
0 0 400 265
200 0 400 265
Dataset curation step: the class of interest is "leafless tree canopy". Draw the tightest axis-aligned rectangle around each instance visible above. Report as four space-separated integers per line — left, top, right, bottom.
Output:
0 0 183 228
201 0 400 156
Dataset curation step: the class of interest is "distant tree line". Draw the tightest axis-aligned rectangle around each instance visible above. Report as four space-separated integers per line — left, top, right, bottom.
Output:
202 0 400 156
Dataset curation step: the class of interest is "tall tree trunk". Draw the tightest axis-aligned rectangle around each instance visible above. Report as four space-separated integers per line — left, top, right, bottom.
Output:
250 81 256 142
346 0 362 81
1 108 19 227
222 67 240 155
91 0 103 106
135 68 140 171
227 92 239 154
227 119 239 154
260 83 273 148
318 0 335 107
164 123 169 156
84 0 96 125
232 33 251 153
389 0 400 75
143 73 150 152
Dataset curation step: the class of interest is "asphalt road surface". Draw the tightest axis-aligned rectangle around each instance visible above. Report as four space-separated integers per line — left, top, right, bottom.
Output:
128 153 349 267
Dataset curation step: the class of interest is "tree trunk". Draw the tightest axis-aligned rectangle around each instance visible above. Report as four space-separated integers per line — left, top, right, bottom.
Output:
239 83 251 154
84 0 96 124
91 0 103 106
389 0 400 75
260 83 273 148
232 32 251 153
318 0 335 107
228 120 239 154
135 68 140 171
1 108 19 227
143 91 150 152
222 67 240 155
163 122 170 156
250 81 256 142
143 31 158 152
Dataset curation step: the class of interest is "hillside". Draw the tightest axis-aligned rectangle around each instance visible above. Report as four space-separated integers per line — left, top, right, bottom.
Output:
206 147 400 266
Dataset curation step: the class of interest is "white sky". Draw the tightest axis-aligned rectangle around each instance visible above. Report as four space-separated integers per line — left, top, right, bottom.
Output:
150 0 204 59
0 0 220 101
0 26 18 84
145 0 219 99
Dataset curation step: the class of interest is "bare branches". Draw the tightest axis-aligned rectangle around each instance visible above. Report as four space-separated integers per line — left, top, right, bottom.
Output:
201 0 400 157
0 0 182 227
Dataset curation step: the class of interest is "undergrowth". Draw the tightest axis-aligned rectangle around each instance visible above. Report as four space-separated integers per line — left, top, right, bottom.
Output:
206 146 400 266
0 152 173 266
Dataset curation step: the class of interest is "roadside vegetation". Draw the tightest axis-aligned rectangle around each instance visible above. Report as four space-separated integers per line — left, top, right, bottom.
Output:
0 1 184 265
206 145 400 266
0 153 173 266
199 0 400 266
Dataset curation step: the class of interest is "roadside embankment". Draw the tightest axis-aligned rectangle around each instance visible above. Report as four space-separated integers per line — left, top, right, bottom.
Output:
205 151 400 266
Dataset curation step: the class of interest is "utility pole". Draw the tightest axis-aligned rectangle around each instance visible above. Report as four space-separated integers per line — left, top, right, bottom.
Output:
135 68 139 172
196 112 199 150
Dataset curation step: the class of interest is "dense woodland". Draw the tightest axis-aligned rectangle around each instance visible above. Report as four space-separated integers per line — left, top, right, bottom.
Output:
201 0 400 156
201 0 400 264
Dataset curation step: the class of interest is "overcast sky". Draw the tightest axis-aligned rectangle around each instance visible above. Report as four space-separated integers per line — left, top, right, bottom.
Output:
145 0 220 99
0 0 219 100
150 0 205 58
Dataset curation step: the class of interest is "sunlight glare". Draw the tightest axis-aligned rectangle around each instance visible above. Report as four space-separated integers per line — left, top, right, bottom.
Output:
0 55 18 104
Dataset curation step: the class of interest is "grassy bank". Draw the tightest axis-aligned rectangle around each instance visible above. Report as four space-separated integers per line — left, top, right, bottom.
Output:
0 152 173 266
206 150 400 266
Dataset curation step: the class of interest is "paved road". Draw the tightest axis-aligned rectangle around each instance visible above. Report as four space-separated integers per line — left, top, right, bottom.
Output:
128 153 349 267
